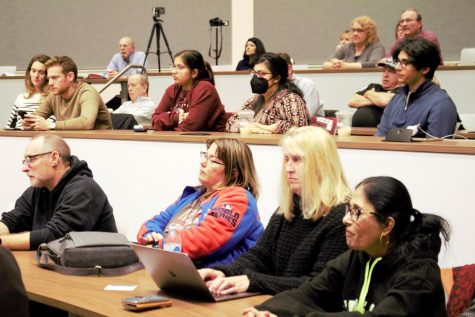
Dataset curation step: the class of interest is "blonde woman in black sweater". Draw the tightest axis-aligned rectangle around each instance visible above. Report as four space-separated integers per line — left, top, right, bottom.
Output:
199 126 351 295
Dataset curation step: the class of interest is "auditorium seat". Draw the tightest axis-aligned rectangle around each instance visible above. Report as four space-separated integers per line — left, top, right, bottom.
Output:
441 264 475 317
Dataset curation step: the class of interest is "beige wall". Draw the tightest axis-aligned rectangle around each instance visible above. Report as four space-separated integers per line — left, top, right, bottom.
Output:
255 0 474 64
1 0 474 70
0 0 232 70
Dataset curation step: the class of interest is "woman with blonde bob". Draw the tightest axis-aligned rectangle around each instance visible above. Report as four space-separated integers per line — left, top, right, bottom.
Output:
199 126 351 295
323 16 385 69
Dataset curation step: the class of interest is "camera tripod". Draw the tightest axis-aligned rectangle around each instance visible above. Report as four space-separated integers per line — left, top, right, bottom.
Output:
209 26 223 65
143 17 173 72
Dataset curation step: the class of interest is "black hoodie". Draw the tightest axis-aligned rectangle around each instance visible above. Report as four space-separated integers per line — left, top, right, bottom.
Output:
256 249 447 316
1 156 117 249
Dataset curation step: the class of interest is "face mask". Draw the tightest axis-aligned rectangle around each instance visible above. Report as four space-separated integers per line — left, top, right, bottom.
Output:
250 75 270 94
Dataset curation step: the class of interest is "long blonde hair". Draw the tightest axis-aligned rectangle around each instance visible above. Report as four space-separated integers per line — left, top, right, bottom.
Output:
278 126 351 221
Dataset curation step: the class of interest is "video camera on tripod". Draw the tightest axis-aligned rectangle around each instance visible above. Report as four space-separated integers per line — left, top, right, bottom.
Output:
208 17 229 65
209 17 229 27
143 6 173 72
153 7 165 21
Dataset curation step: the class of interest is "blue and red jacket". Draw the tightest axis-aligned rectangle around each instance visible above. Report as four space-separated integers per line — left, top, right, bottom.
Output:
137 186 263 268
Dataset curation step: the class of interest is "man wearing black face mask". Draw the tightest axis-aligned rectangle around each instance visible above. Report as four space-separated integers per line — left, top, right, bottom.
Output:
225 53 309 134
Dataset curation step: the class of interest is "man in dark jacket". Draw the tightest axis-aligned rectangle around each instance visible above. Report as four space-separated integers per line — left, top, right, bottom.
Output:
0 134 117 250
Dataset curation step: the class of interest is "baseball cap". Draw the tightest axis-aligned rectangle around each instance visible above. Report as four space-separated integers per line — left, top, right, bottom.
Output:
377 58 396 70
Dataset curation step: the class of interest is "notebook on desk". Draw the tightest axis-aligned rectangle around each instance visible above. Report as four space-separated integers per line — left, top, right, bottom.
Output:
131 244 259 302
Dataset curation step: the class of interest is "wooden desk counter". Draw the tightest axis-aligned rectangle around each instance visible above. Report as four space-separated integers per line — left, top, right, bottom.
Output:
351 127 475 140
1 129 475 155
14 251 270 317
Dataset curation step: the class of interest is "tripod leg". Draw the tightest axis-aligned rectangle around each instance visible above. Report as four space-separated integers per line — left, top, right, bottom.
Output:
143 23 156 68
215 27 219 65
155 23 162 72
159 25 174 66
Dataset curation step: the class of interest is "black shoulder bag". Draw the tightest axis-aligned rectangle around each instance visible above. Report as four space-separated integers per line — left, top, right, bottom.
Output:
36 231 143 276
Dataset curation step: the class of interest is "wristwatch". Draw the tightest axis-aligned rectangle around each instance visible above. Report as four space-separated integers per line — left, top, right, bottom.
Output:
50 121 56 130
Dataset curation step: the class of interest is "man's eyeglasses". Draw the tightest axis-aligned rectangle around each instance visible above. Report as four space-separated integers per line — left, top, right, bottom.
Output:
250 69 272 78
22 151 52 165
200 151 224 166
394 58 414 68
345 203 382 222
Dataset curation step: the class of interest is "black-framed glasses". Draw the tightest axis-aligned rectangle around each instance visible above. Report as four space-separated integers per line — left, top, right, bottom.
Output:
250 69 272 78
22 151 53 165
200 151 224 166
344 203 382 222
394 58 414 68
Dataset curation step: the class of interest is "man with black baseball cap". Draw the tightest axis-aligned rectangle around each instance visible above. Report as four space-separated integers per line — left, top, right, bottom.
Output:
348 58 402 127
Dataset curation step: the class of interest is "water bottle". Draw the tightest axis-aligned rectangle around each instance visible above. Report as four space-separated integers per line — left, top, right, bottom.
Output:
163 229 182 253
237 109 254 134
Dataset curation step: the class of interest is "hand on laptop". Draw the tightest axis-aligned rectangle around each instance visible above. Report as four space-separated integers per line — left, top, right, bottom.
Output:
199 268 225 283
206 275 250 295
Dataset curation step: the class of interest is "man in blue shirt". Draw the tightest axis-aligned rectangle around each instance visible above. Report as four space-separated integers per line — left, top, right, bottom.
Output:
104 37 146 79
376 38 458 138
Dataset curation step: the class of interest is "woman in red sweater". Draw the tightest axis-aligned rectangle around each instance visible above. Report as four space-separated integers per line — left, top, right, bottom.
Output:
151 50 227 131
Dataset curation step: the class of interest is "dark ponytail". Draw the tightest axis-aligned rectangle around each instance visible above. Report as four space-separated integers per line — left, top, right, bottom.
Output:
397 211 450 261
174 50 215 86
357 176 450 261
203 61 215 85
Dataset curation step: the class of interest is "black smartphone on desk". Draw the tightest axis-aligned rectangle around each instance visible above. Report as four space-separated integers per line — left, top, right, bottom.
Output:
122 295 172 311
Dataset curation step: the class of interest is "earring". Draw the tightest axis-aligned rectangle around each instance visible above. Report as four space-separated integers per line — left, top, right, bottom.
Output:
379 233 390 247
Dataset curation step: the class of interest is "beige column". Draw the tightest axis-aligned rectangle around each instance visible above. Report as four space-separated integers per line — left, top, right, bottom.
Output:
231 0 254 68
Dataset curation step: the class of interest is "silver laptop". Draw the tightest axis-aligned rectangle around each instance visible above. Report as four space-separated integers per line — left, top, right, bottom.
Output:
131 243 259 302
